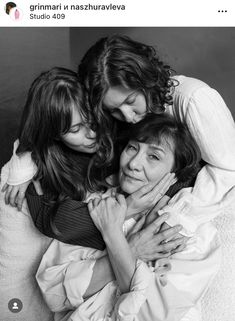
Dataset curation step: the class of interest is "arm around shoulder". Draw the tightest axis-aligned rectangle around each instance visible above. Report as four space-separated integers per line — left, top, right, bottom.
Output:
26 185 105 250
186 85 235 169
7 140 37 185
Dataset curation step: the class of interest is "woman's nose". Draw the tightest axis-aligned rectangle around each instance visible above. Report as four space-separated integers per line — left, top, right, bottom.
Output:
120 105 134 123
86 128 96 140
128 153 142 171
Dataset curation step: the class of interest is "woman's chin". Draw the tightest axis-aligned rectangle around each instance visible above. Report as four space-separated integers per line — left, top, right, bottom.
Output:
120 182 141 195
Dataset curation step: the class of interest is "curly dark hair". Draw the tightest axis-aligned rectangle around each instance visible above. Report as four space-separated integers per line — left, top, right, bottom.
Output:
78 34 176 168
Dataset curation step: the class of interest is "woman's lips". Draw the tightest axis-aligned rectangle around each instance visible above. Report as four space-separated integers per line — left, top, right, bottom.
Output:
86 142 97 149
123 171 142 181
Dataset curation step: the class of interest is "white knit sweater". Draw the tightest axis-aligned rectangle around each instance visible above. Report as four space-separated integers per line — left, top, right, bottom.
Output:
201 202 235 321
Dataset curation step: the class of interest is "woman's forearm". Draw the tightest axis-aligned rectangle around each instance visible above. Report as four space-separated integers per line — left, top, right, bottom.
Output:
84 255 115 298
26 185 106 250
85 230 136 297
104 229 136 293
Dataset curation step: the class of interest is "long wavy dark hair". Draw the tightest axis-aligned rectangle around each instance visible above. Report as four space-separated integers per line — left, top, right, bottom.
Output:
117 113 201 184
78 34 176 168
17 67 106 234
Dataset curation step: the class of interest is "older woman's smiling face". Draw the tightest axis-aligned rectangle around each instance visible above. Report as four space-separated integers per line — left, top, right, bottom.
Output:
119 140 175 194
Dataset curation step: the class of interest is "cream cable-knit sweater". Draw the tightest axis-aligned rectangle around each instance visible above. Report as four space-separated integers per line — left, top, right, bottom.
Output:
201 202 235 321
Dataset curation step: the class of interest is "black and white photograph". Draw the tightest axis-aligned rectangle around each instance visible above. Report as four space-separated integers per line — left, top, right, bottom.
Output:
0 27 235 321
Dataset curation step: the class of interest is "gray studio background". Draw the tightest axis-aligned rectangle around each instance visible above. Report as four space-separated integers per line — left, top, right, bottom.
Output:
0 27 235 168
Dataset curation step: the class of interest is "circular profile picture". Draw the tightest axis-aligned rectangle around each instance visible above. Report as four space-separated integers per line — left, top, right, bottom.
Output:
5 2 23 20
5 2 16 14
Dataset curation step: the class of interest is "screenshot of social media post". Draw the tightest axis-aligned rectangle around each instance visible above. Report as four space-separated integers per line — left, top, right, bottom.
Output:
0 2 235 320
0 0 234 26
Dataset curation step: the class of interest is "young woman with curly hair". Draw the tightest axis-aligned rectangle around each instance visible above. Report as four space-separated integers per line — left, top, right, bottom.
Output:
77 34 235 230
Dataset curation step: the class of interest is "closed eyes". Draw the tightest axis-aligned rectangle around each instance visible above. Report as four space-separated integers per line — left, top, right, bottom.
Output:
69 124 82 133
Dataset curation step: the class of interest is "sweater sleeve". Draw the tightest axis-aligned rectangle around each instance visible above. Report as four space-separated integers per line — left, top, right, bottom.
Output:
7 140 37 185
26 183 105 250
162 76 235 235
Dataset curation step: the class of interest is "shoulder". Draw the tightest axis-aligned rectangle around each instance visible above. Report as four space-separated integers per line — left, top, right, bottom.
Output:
173 75 211 100
170 75 226 119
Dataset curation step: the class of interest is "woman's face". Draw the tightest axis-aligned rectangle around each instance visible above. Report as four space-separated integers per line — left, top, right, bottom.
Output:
119 140 175 194
103 86 147 123
61 107 98 153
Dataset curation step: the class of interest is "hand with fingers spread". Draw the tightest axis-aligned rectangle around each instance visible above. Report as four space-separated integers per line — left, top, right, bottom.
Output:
144 196 188 255
126 172 176 217
2 180 31 210
159 221 189 255
127 213 186 262
1 180 43 211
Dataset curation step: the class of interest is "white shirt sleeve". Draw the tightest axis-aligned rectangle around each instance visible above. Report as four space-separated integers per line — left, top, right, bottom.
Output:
36 238 151 320
36 240 97 312
163 76 235 234
36 225 220 321
67 259 151 321
7 140 37 185
111 260 151 321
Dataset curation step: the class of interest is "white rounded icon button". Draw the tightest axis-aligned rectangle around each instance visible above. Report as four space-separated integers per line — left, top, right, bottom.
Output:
8 298 23 313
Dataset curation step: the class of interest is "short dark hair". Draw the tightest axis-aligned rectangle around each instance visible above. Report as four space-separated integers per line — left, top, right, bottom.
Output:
120 113 201 184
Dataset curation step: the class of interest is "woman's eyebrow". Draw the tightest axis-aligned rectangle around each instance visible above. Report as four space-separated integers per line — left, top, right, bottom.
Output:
70 122 81 128
104 91 137 110
123 91 138 103
149 145 166 154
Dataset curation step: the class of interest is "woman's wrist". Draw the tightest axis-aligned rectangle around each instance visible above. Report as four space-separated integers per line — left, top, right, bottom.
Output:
102 227 124 245
128 238 139 259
